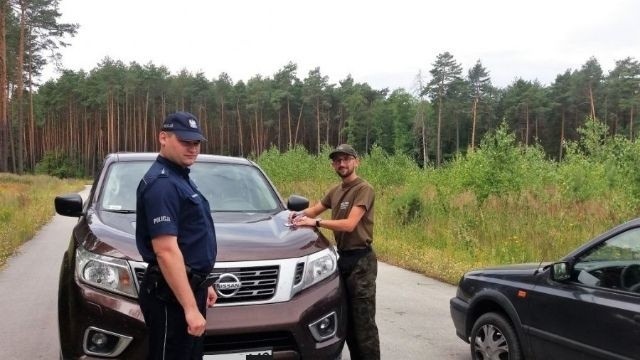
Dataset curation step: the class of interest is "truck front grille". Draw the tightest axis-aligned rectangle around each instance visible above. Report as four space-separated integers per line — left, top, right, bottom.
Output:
132 263 281 305
213 266 279 304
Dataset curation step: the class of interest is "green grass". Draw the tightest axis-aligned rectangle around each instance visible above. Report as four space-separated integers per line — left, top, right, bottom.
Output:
0 173 86 268
370 184 634 284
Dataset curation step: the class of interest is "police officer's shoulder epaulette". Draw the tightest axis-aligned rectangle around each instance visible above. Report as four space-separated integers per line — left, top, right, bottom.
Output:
141 167 169 187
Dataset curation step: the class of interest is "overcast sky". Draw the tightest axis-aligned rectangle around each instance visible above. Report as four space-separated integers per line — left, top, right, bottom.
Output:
43 0 640 92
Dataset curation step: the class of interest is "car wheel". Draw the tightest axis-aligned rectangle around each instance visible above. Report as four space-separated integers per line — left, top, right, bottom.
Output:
470 312 522 360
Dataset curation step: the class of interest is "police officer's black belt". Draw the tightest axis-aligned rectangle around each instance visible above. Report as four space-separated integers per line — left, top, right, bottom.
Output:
186 266 218 289
146 264 217 291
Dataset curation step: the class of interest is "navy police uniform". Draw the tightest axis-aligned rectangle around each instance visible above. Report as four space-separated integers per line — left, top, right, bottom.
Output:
136 155 217 360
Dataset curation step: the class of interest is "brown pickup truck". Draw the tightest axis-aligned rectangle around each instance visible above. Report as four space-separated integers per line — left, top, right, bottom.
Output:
54 152 345 359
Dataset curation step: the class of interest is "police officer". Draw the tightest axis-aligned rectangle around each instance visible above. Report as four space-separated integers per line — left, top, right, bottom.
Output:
136 111 217 360
290 144 380 360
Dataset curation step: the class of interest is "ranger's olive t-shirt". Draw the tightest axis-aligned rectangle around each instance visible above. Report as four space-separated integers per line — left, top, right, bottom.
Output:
321 177 374 251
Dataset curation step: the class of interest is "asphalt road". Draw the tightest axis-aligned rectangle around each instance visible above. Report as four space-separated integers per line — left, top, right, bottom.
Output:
0 187 470 359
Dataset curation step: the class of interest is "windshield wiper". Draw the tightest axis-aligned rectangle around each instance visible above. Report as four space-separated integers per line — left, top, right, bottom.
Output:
102 209 136 214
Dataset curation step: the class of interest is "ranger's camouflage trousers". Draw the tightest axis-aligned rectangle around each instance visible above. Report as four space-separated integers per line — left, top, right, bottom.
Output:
342 250 380 360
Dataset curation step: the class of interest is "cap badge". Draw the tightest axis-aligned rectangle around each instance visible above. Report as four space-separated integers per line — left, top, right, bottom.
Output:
189 119 198 129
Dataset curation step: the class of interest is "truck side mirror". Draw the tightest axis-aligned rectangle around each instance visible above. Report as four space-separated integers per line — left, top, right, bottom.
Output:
287 195 309 212
55 193 83 217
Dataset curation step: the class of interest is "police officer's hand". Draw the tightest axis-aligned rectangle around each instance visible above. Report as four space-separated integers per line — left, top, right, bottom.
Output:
206 286 217 307
185 308 207 337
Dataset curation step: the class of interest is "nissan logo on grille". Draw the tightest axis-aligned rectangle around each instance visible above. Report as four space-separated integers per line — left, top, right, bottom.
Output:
215 273 241 298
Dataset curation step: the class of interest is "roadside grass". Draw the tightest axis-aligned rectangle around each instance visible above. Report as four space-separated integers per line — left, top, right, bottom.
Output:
373 183 634 284
0 173 86 268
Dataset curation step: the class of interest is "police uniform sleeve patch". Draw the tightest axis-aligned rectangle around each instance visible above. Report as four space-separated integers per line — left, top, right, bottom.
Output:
153 216 171 224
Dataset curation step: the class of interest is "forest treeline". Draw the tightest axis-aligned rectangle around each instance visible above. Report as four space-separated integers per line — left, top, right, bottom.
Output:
1 1 639 177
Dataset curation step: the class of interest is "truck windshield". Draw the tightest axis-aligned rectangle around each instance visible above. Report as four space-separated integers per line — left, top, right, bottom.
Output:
99 160 280 213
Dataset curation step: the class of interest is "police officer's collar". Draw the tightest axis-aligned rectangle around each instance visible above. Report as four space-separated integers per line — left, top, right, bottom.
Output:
156 155 191 177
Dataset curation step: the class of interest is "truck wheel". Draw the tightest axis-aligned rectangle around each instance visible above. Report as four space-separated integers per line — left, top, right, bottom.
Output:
470 312 522 360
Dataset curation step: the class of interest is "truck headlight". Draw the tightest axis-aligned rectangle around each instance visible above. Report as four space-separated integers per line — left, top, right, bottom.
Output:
75 246 137 297
301 248 337 290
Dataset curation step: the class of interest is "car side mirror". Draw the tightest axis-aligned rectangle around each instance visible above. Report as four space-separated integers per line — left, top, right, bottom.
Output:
550 261 571 282
287 194 309 212
55 193 83 217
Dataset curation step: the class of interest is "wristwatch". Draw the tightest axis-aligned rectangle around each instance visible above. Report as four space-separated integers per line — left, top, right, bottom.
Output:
316 219 321 228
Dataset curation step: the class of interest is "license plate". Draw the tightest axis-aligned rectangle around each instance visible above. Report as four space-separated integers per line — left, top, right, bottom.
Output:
204 348 273 360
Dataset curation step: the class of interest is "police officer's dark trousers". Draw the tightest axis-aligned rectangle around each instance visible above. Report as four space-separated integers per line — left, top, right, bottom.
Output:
340 249 380 360
139 271 208 360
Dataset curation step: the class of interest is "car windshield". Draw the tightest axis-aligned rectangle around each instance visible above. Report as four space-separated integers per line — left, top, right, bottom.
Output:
99 160 281 213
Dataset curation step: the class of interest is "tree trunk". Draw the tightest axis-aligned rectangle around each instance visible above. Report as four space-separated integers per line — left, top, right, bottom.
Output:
0 0 7 172
422 112 428 167
277 108 281 151
559 110 565 160
325 110 330 147
219 97 225 154
436 96 442 166
254 108 259 156
27 39 35 170
287 98 292 149
316 98 320 153
455 116 459 154
226 110 231 155
15 0 27 174
524 103 530 146
248 108 255 155
630 107 635 141
471 97 478 150
294 103 303 146
588 85 596 120
236 102 244 157
337 107 344 144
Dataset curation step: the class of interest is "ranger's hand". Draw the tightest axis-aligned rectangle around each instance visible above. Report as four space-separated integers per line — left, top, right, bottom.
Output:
288 210 304 223
292 215 314 227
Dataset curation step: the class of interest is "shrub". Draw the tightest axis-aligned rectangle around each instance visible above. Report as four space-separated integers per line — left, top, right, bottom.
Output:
358 145 419 191
448 123 552 203
391 189 424 225
35 151 85 178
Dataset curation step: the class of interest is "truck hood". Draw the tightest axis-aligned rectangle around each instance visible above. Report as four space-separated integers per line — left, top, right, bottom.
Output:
78 210 329 262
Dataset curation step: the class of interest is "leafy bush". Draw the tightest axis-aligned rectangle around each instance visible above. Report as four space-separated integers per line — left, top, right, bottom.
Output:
560 118 640 202
391 189 424 225
558 153 608 202
35 151 85 178
256 145 332 184
447 123 552 203
358 144 420 191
